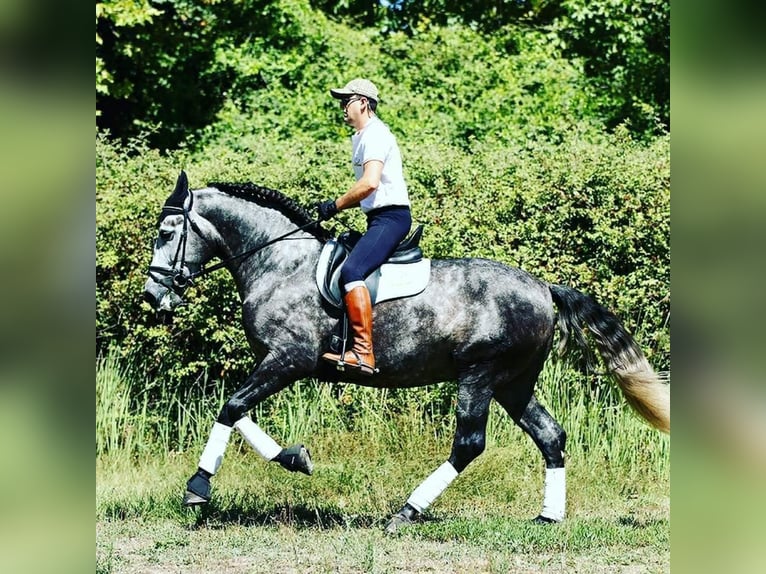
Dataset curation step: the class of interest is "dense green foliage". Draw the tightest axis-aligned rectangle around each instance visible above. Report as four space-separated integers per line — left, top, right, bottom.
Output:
96 0 669 422
96 0 669 148
97 129 669 398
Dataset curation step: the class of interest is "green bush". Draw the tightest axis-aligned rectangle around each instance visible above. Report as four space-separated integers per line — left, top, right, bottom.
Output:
96 10 668 417
96 123 668 401
97 1 668 145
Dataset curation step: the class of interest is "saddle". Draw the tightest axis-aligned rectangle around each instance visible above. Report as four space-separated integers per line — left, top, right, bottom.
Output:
316 224 431 309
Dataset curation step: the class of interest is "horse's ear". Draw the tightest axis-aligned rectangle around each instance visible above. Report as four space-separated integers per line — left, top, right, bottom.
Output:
163 170 189 211
174 171 189 196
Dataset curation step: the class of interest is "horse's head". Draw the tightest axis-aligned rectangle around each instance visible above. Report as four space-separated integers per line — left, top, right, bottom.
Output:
143 171 211 312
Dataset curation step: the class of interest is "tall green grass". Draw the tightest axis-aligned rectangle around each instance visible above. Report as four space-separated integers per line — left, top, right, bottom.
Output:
97 348 668 472
97 347 668 536
97 347 227 457
96 349 144 455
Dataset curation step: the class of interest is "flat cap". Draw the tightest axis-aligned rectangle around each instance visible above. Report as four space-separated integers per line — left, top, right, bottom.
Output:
329 78 379 102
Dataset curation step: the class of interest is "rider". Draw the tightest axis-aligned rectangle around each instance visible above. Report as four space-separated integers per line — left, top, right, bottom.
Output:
316 78 412 376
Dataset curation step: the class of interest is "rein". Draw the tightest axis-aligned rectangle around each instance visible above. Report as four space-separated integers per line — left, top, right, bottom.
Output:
149 193 322 292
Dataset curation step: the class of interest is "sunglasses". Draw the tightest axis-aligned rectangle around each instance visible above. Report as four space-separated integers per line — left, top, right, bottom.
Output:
339 96 363 110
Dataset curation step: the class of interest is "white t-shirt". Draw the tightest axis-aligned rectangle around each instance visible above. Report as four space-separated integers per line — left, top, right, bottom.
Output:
350 117 410 213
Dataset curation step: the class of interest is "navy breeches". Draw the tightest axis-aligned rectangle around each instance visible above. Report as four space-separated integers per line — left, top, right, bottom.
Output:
340 206 412 287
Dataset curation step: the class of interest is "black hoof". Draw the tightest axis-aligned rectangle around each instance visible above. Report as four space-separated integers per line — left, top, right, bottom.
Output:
183 490 209 506
183 470 211 507
384 512 412 534
384 503 418 534
532 514 560 524
276 444 314 475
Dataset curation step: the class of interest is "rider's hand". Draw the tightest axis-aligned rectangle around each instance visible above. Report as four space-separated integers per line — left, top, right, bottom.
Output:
316 199 339 221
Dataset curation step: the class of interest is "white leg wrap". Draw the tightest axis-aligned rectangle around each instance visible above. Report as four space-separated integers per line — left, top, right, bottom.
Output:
406 462 459 513
198 422 233 475
540 467 566 521
233 416 282 461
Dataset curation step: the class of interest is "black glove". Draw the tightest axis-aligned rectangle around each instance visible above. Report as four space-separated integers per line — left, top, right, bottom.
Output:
316 199 339 221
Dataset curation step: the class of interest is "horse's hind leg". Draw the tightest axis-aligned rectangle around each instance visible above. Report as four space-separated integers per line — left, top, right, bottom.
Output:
385 376 494 533
184 354 312 506
495 389 567 523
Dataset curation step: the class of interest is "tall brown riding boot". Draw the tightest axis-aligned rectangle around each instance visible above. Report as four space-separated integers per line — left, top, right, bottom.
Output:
321 285 376 376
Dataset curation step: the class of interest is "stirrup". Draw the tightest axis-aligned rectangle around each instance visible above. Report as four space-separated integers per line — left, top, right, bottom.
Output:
338 350 377 376
320 352 375 374
321 351 342 366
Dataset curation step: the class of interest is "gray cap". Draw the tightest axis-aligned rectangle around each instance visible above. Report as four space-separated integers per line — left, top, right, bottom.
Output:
329 78 379 102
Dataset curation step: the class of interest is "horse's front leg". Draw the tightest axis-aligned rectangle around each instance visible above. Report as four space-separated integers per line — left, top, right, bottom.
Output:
183 353 313 506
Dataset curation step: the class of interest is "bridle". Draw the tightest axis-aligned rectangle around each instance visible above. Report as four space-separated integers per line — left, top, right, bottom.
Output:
148 190 322 295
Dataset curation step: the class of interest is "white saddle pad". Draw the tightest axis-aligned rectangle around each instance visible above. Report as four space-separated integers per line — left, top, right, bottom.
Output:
316 239 431 308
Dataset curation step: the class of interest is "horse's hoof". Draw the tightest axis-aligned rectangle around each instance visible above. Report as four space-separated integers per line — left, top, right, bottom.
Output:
532 514 560 524
183 490 209 507
277 444 314 475
183 470 211 506
384 512 412 535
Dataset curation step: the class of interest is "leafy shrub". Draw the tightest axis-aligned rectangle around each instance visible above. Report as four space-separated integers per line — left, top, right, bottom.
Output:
98 1 669 144
97 123 668 405
96 8 668 417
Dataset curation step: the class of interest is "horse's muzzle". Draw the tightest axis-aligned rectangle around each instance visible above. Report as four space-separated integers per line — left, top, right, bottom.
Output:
143 278 184 312
143 288 159 308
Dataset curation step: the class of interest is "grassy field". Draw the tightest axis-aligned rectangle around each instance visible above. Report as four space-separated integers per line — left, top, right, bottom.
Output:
97 517 668 573
96 353 669 573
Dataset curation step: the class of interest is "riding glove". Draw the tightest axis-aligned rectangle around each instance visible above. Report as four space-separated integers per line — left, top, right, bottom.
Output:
317 199 339 221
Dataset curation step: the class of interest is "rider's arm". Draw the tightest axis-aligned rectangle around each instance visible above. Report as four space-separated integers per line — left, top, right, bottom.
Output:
335 160 383 210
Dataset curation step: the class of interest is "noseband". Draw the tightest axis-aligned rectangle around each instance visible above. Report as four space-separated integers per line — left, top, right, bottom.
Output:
149 191 322 299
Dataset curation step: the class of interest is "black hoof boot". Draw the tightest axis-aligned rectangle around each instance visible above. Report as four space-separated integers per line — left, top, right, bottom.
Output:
532 514 559 525
384 503 419 534
275 444 313 475
183 469 211 506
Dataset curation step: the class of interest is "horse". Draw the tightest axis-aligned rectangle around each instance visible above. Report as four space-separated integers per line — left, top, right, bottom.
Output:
143 171 669 533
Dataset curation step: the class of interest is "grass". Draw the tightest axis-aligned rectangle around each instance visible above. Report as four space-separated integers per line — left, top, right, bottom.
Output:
96 350 670 573
97 516 669 574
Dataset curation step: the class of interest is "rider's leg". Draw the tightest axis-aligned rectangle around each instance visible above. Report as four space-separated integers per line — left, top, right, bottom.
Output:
321 207 411 374
322 282 375 374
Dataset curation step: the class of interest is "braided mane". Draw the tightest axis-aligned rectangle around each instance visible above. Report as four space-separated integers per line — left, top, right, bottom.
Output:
208 181 332 242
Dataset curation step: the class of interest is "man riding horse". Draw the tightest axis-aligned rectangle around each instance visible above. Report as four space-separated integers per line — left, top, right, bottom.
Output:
316 78 412 376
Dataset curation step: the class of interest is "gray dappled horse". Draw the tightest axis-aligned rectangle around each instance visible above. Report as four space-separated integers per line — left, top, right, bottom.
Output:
143 172 669 533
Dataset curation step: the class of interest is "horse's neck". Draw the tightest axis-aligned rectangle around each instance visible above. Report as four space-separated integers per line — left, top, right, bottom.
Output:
196 190 321 291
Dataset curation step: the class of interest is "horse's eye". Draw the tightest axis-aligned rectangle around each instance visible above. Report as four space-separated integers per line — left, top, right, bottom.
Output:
159 229 173 241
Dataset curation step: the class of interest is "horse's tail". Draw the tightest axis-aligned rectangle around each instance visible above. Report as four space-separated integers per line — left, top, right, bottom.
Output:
549 284 670 433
